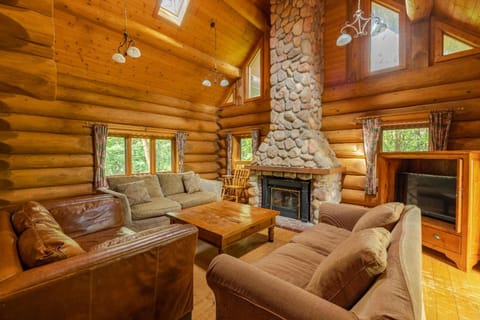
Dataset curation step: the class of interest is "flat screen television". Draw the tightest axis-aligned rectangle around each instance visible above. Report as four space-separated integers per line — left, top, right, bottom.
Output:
395 172 457 224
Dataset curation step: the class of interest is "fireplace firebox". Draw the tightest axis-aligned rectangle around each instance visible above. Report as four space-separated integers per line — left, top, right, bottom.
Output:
261 177 310 222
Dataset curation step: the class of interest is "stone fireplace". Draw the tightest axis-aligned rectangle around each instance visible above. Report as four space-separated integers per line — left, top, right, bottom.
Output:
249 0 343 224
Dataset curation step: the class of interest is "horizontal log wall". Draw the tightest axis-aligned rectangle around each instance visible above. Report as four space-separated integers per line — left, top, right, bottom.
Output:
323 1 480 206
0 1 220 205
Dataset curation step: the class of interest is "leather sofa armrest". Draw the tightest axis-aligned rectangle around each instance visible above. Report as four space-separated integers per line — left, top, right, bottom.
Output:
199 178 223 201
318 202 369 231
207 254 357 320
98 187 133 225
0 224 198 320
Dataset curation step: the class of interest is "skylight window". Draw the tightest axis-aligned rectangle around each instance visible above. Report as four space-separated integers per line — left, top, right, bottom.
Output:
157 0 190 26
443 34 474 56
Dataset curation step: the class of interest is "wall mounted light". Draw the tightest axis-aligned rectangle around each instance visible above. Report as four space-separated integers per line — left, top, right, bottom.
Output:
202 21 229 87
112 0 141 63
336 0 387 46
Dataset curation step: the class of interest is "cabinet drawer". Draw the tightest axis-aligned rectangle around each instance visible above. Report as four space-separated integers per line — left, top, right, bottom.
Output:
422 225 461 253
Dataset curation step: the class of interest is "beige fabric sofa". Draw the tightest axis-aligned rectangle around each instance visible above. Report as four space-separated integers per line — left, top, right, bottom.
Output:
101 172 222 231
207 202 424 320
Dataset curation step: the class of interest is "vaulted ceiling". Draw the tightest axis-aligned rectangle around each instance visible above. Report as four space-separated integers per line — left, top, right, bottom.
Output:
54 0 480 107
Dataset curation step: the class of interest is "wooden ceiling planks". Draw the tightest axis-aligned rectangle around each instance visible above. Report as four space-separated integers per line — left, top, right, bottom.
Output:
53 0 268 106
434 0 480 33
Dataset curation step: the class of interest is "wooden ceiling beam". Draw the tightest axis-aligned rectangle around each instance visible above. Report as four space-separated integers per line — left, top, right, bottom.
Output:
55 0 240 79
222 0 268 31
405 0 433 22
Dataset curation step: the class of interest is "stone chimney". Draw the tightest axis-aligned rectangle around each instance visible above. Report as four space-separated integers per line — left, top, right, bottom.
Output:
249 0 343 224
252 0 340 169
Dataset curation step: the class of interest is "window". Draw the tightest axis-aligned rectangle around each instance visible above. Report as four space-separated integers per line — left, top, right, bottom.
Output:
105 137 126 176
105 136 174 176
246 48 261 99
370 1 400 72
156 0 190 25
155 139 173 172
239 137 253 161
382 127 429 152
443 34 474 56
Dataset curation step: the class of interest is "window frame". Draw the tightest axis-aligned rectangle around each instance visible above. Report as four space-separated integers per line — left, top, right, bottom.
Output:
431 19 480 63
106 133 176 177
363 0 407 76
244 41 264 102
232 134 254 168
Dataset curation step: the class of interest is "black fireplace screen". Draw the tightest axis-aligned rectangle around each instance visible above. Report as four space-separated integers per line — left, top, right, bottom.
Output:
262 177 310 222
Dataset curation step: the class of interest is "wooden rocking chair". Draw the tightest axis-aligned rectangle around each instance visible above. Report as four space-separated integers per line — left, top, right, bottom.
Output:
221 168 250 203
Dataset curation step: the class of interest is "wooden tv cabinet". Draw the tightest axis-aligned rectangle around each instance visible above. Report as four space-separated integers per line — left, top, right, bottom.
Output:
378 151 480 271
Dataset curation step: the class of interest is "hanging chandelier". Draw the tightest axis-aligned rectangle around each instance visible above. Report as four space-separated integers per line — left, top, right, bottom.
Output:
202 21 229 87
112 0 141 63
336 0 387 46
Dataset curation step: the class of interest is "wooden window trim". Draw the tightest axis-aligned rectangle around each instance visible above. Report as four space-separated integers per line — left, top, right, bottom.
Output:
431 19 480 63
362 0 408 77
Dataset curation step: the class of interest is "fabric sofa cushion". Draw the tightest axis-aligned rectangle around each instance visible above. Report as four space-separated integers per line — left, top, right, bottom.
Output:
12 201 85 268
107 175 164 198
131 197 181 220
167 191 217 209
305 227 391 309
352 202 404 232
290 222 351 256
254 243 327 289
183 174 201 193
157 173 186 196
116 180 152 206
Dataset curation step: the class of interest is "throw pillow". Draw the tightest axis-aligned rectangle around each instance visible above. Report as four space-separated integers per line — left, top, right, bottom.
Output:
352 202 404 232
305 227 391 309
116 180 152 206
183 174 201 194
12 201 85 268
157 173 185 196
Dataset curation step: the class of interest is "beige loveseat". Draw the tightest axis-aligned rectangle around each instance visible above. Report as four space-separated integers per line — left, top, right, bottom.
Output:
207 202 423 320
101 171 222 231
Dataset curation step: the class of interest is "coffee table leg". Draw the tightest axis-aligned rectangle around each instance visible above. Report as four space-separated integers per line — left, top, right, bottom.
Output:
268 226 275 242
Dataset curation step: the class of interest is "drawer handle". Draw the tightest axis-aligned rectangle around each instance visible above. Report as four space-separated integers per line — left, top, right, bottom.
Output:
433 233 441 240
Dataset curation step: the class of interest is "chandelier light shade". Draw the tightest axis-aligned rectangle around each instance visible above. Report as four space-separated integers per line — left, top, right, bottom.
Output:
202 21 229 87
336 0 387 46
112 0 141 63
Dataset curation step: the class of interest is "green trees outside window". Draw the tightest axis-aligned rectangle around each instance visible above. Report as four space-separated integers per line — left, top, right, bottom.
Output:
131 138 150 174
105 137 126 176
240 137 253 161
382 127 429 152
156 139 172 172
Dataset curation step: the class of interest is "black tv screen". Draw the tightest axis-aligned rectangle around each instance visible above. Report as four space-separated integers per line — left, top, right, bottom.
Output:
395 172 457 223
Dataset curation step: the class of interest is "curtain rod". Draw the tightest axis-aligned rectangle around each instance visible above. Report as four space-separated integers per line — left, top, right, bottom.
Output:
83 122 181 135
355 106 464 123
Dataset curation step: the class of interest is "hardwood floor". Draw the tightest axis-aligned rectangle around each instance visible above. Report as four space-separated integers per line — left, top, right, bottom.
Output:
192 228 480 320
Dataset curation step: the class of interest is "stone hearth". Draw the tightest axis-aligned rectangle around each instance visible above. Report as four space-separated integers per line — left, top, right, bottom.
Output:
248 0 343 224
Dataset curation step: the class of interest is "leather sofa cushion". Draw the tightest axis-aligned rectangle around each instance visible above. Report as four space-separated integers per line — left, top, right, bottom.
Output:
117 180 152 206
107 175 164 198
290 222 351 256
352 202 404 232
12 201 85 268
43 195 125 238
0 211 23 281
75 226 135 251
254 243 327 289
167 191 217 209
131 197 181 220
305 227 391 309
157 173 186 196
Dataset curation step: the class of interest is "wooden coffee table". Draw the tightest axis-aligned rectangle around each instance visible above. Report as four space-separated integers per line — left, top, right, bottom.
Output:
166 201 279 253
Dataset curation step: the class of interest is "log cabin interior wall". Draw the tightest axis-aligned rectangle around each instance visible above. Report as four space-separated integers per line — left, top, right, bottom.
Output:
0 0 269 205
323 0 480 207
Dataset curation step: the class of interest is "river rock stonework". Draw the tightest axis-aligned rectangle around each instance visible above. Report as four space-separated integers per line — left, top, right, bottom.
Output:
249 0 343 224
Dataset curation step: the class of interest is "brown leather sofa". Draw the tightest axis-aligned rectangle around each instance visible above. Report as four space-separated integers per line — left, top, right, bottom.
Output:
207 202 424 320
0 194 197 320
